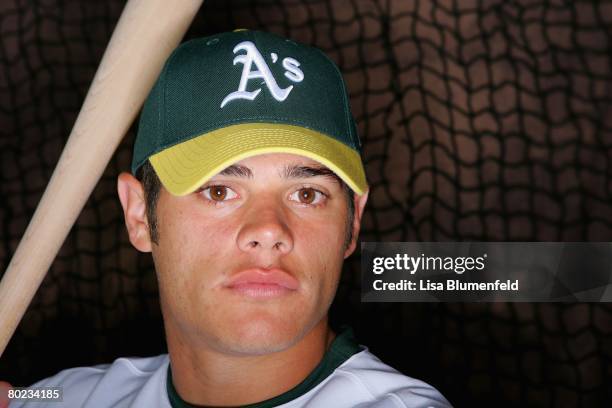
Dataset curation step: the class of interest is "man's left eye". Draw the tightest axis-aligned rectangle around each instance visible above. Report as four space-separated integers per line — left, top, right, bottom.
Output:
202 185 238 202
289 188 327 205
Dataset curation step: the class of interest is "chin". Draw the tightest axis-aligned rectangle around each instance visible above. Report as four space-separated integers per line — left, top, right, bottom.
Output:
218 314 307 356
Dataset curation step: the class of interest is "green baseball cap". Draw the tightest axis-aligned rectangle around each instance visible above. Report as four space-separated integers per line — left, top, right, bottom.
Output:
132 30 367 196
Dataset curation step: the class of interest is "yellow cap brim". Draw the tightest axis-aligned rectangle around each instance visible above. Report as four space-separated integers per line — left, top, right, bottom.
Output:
149 123 368 196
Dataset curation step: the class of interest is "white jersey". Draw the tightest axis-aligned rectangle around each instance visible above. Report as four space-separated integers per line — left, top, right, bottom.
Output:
11 330 451 408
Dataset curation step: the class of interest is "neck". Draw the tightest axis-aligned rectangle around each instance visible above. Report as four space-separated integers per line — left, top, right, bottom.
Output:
167 319 335 406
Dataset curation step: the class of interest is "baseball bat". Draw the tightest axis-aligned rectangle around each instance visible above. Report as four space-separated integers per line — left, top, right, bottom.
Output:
0 0 204 356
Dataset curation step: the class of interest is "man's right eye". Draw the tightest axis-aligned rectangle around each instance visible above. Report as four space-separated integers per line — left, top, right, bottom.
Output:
201 185 238 202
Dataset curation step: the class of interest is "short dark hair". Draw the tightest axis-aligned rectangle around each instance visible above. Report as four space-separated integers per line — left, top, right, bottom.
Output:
136 161 356 247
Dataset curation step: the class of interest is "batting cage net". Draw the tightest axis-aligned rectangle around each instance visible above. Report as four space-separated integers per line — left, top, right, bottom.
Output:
1 0 611 406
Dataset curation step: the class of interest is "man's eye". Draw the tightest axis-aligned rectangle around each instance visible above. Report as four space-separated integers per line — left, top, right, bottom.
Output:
202 185 238 202
289 188 327 205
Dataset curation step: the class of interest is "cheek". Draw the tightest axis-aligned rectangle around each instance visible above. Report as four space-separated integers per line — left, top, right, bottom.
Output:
294 217 347 295
153 205 236 297
158 204 237 259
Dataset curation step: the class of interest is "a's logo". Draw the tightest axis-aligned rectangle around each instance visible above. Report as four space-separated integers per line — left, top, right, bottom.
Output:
221 41 304 108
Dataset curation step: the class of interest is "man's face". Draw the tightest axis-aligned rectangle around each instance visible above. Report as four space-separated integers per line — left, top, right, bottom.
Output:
144 153 366 356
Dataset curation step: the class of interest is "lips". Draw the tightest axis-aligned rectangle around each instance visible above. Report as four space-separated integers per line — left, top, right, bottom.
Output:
225 268 299 298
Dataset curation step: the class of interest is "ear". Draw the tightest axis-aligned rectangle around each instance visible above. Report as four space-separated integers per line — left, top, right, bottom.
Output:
344 189 369 258
117 172 152 252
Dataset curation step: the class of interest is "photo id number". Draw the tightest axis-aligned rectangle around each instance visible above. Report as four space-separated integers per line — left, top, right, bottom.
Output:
8 387 62 402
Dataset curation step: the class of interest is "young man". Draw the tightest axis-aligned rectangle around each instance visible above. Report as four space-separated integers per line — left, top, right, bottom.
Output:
9 30 450 407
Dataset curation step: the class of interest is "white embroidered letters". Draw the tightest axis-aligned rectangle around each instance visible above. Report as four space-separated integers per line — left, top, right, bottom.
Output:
221 41 304 108
283 58 304 82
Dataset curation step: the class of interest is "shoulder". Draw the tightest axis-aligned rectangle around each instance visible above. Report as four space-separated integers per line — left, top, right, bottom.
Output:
10 355 170 408
295 349 452 408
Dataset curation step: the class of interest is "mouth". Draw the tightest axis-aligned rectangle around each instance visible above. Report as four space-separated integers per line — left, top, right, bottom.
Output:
224 268 299 298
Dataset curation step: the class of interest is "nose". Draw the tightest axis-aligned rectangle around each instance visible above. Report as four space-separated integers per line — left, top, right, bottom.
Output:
236 203 294 255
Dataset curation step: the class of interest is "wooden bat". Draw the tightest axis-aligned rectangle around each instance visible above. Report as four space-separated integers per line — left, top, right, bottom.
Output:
0 0 204 356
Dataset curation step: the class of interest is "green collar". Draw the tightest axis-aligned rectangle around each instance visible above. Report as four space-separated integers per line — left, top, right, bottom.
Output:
166 327 363 408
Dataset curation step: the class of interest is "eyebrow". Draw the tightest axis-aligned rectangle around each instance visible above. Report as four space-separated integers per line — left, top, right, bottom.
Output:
219 164 253 178
281 165 343 186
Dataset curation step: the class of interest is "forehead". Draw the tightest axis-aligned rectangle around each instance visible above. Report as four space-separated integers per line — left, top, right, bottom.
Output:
213 153 338 178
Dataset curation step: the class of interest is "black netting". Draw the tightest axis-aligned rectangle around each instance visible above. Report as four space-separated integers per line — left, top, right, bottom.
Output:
1 1 611 407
